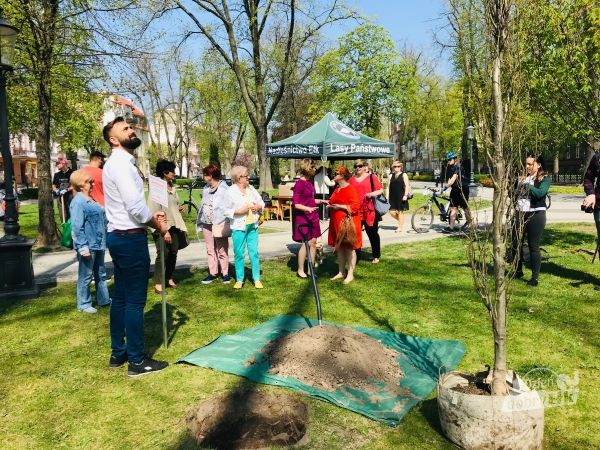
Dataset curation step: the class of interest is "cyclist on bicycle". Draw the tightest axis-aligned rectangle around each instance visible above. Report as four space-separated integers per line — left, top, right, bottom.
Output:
444 151 473 232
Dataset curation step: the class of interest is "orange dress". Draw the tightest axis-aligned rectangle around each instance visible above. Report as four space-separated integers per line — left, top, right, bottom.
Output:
327 184 362 250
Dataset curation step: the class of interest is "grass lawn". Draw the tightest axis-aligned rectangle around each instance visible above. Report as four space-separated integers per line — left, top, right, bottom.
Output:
2 227 597 448
548 185 584 195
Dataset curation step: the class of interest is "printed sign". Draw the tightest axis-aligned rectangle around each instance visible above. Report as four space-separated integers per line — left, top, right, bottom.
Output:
330 120 360 139
148 175 168 207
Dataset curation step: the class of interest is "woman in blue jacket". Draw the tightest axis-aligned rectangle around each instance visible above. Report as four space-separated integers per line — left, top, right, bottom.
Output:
70 169 111 313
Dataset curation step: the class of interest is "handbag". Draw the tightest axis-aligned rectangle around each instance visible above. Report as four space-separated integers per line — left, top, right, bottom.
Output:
61 219 73 249
212 220 231 238
177 228 190 250
335 214 358 250
370 174 390 216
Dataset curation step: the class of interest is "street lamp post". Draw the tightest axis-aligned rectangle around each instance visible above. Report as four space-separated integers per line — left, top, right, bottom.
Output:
466 124 478 199
0 16 38 300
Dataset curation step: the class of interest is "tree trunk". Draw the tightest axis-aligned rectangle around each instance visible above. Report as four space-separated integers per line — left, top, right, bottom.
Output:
36 72 59 247
490 5 509 395
256 124 272 190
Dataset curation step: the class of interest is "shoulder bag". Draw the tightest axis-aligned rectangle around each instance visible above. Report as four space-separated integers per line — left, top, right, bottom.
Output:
212 220 231 238
177 228 190 250
334 213 358 250
370 174 390 216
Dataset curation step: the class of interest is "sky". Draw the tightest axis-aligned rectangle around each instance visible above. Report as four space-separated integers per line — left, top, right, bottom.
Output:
329 0 453 76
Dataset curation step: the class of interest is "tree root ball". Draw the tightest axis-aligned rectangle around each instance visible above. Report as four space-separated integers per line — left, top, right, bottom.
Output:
186 390 308 449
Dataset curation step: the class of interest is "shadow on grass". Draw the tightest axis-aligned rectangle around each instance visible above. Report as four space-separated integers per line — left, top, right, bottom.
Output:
144 302 190 357
543 261 600 288
542 226 596 248
0 296 73 324
419 398 444 437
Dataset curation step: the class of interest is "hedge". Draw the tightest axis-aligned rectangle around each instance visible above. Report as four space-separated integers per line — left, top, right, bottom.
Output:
19 188 39 200
408 174 435 182
175 178 195 186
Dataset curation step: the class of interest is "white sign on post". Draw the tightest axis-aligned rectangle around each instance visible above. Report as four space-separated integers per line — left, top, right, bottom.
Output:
148 175 169 207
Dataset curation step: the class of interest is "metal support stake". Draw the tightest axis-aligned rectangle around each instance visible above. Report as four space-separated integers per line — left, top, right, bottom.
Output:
159 235 168 349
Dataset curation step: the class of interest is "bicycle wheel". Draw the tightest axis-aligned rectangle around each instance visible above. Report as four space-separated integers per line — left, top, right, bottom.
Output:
181 201 200 240
412 204 434 233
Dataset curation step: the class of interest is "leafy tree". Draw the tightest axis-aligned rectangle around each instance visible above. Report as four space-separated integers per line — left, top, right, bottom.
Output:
4 0 106 246
522 0 600 150
310 24 417 137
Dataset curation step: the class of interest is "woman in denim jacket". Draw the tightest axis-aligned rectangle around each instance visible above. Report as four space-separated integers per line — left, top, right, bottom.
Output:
70 170 111 313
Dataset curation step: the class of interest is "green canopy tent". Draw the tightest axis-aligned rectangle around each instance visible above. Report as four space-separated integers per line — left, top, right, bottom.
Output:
266 112 395 161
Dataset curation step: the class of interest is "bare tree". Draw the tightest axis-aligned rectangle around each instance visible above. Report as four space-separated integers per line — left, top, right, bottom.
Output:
167 0 357 189
448 0 529 395
113 50 202 174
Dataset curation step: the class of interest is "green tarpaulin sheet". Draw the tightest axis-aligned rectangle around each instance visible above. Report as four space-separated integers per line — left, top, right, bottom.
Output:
266 112 395 160
179 315 465 426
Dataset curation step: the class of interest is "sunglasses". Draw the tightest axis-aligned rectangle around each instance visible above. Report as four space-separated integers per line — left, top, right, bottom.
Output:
239 174 250 178
354 164 364 169
392 165 400 168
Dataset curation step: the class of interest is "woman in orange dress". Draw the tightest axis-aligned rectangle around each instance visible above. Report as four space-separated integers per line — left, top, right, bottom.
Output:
327 165 362 284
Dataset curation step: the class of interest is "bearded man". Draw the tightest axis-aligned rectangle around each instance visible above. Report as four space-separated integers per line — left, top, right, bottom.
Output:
102 117 170 377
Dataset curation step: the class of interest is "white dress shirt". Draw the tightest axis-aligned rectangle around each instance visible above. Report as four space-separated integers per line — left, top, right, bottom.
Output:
103 147 153 232
314 171 335 195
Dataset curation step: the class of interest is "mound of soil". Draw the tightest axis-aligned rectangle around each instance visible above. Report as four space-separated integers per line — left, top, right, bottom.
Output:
187 390 307 450
259 324 404 392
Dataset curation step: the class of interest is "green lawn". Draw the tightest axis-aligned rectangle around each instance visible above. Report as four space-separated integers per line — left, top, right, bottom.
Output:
1 223 598 448
549 185 584 195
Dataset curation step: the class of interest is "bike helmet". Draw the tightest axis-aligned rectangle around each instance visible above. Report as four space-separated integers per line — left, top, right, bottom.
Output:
446 151 457 160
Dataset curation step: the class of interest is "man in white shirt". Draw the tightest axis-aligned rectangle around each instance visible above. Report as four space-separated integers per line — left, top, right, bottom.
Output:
102 116 170 377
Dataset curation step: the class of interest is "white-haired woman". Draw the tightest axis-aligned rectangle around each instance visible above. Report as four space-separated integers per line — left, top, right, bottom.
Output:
224 166 265 289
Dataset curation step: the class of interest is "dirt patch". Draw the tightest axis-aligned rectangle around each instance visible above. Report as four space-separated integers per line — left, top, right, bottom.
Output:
186 390 307 449
257 324 404 392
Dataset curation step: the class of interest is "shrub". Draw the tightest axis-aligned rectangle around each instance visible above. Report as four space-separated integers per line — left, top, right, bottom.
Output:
478 177 494 188
411 174 435 182
19 188 39 200
175 178 194 187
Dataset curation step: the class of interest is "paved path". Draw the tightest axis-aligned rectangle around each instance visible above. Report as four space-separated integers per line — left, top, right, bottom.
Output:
33 186 593 284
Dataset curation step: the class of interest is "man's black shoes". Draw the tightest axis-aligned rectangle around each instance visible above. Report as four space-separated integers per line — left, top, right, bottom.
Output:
109 353 128 368
127 357 169 377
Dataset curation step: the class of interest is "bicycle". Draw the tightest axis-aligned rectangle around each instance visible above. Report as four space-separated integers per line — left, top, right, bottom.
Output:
180 180 202 240
411 186 463 233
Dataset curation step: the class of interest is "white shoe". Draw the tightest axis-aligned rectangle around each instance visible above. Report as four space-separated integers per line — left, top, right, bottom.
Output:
80 306 97 314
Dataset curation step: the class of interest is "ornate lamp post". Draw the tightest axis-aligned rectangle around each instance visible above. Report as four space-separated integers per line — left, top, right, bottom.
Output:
0 15 38 300
466 124 478 198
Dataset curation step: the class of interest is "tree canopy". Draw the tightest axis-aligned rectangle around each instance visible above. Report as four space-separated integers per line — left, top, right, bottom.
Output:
310 24 417 138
